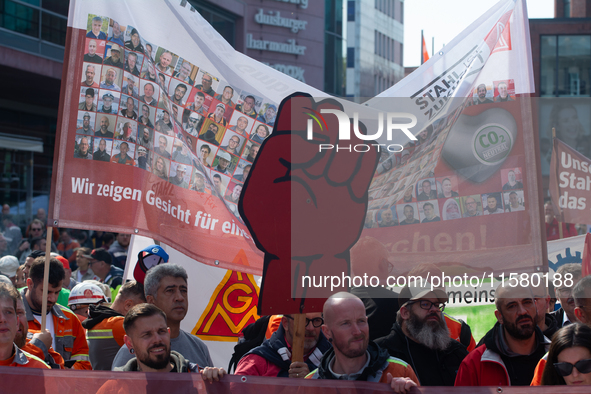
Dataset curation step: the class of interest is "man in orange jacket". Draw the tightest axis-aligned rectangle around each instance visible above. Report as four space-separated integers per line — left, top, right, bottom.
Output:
20 256 91 369
0 282 50 369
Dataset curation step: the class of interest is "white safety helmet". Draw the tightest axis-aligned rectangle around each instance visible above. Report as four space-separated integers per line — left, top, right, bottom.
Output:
68 282 108 310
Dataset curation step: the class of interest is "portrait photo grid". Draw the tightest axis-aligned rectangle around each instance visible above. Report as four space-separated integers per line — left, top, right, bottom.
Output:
76 14 280 220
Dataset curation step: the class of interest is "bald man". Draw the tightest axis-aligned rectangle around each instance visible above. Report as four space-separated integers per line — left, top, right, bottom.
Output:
306 293 418 394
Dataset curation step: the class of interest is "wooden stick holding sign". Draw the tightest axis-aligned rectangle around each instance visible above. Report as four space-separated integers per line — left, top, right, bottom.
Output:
291 314 307 365
40 226 54 331
552 128 563 239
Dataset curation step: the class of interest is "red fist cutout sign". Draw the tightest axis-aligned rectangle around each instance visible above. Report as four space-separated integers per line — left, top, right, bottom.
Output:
240 93 379 315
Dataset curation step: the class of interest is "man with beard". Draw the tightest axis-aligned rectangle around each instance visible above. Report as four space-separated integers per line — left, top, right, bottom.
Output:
462 196 481 217
306 293 418 393
375 283 467 386
188 91 207 115
20 257 91 369
256 104 277 126
100 68 120 91
103 44 124 68
95 116 114 138
137 126 153 150
76 112 94 134
111 303 224 383
122 76 139 98
93 139 111 162
74 137 92 160
235 311 331 378
474 84 493 105
455 284 549 386
111 265 213 370
83 39 102 64
171 83 188 106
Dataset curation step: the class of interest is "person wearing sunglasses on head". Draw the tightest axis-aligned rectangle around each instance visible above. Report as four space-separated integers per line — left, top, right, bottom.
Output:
235 311 331 378
540 323 591 385
376 281 468 386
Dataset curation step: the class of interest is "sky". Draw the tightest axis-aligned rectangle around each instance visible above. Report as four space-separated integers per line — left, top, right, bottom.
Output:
403 0 554 67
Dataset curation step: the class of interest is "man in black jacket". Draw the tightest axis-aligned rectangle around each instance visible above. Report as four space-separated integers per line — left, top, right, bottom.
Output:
375 282 468 386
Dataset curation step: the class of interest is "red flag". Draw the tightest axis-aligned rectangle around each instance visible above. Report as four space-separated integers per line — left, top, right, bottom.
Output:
583 233 591 277
422 35 430 64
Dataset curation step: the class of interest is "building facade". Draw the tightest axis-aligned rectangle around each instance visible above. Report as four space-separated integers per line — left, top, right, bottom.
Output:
345 0 404 100
529 0 591 197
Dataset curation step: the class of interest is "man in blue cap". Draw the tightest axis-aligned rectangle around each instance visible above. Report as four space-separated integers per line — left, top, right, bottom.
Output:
257 104 277 126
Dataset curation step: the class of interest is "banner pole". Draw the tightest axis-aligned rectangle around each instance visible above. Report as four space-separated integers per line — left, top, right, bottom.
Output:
41 226 53 331
552 128 564 240
291 314 306 366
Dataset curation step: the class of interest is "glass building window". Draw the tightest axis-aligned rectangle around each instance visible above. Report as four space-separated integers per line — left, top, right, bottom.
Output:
188 0 236 47
564 0 571 18
347 47 354 68
0 0 40 38
347 0 354 21
541 35 591 97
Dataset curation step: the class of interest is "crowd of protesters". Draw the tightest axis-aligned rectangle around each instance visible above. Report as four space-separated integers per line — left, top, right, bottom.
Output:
1 204 591 391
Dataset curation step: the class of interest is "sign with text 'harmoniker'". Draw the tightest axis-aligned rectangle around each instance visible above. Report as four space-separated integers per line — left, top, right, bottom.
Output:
51 0 543 282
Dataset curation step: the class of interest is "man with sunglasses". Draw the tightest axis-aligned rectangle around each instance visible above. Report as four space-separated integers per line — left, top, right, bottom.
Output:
376 282 468 386
234 311 331 378
550 263 582 328
455 284 549 386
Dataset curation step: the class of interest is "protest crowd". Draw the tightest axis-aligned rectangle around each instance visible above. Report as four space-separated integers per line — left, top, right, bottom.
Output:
1 203 591 392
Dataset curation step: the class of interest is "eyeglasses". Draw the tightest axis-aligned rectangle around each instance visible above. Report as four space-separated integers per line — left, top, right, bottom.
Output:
284 315 324 328
554 359 591 376
407 300 445 312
